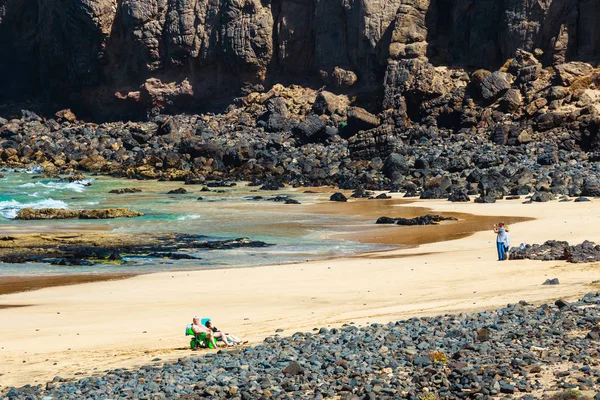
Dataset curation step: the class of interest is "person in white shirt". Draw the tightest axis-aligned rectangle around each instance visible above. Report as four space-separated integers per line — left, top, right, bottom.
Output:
493 222 509 261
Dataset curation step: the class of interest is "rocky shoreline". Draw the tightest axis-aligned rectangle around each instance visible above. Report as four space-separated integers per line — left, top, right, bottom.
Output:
2 294 600 399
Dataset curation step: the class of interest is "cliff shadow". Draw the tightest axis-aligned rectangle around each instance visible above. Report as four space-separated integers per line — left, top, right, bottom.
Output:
424 0 504 71
0 0 41 102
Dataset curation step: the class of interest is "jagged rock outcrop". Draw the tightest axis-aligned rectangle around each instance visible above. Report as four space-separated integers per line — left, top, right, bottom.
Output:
1 0 599 119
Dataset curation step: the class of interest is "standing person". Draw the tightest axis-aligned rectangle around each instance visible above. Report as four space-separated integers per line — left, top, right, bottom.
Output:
503 228 511 260
493 222 509 261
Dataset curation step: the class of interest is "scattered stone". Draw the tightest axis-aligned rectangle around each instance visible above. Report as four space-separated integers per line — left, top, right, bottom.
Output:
555 299 570 309
474 195 496 204
109 188 142 194
167 188 187 194
476 327 492 342
531 192 555 202
282 361 304 376
574 197 591 202
329 192 347 202
543 278 560 285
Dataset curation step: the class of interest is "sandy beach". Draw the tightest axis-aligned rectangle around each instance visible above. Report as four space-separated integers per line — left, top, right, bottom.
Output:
1 197 599 389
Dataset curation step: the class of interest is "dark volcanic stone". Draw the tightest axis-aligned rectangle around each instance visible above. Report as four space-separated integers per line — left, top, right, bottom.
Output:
376 216 396 224
555 299 570 309
475 195 496 203
448 190 470 202
382 153 409 183
476 327 492 342
109 188 142 194
395 214 457 226
342 107 379 139
500 383 515 394
531 192 554 202
282 361 304 376
330 192 347 202
167 188 187 194
375 193 391 199
420 188 447 199
574 197 591 202
543 278 560 285
260 180 285 191
292 115 327 144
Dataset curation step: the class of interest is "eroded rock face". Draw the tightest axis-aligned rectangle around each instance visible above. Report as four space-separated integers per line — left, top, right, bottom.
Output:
1 0 599 118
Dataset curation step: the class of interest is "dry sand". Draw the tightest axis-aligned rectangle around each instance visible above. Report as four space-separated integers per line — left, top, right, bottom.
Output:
1 197 599 388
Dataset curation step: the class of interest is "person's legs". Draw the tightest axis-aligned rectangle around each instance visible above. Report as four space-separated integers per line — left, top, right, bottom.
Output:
213 331 230 346
206 331 218 348
504 245 509 260
228 334 242 344
497 242 505 261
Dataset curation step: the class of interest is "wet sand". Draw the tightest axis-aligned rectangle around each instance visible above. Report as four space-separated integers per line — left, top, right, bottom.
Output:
295 197 531 246
0 274 135 297
0 195 528 299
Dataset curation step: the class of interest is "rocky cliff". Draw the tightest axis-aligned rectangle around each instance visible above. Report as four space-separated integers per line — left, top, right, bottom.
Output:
1 0 599 118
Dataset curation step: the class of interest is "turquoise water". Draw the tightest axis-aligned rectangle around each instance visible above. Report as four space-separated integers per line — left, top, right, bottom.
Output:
0 168 389 276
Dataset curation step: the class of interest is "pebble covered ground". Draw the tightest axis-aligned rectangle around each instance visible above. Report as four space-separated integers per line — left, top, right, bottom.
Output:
3 294 600 399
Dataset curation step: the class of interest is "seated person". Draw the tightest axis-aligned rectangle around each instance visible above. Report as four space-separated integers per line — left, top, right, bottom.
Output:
191 316 226 348
192 317 229 349
204 319 247 346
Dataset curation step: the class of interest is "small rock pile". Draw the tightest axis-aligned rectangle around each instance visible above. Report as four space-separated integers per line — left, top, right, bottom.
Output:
376 214 458 226
5 294 600 399
510 240 600 263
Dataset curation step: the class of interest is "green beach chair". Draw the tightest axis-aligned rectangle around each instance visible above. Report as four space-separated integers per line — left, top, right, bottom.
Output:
185 324 216 349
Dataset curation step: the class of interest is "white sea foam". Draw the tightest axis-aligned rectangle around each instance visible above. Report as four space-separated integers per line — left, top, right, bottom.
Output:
14 166 43 174
0 199 69 219
19 180 92 193
176 215 202 221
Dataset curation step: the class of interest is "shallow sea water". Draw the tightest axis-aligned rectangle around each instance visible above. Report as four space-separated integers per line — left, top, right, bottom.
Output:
0 168 390 276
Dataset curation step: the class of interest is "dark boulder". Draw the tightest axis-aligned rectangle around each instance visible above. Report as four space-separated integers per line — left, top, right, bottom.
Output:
474 195 496 203
330 192 347 202
167 188 187 194
420 188 447 200
565 241 600 263
542 278 560 285
555 299 570 309
382 153 409 183
260 180 285 191
341 107 379 139
292 115 327 144
376 216 396 224
448 190 470 202
582 178 600 197
480 71 512 100
531 192 554 202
